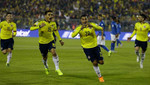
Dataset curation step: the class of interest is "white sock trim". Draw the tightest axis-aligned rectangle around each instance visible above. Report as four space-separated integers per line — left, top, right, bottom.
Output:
93 66 101 77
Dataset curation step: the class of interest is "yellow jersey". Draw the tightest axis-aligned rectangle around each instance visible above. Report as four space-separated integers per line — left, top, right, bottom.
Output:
130 22 150 41
30 20 61 44
72 23 103 48
0 21 17 39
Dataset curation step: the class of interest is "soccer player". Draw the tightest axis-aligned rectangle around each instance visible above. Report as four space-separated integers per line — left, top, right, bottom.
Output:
97 14 111 56
72 14 104 82
127 14 150 69
110 16 119 52
0 12 17 66
116 19 122 48
30 10 64 75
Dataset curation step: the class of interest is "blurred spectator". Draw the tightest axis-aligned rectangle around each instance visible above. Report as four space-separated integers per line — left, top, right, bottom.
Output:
0 0 149 30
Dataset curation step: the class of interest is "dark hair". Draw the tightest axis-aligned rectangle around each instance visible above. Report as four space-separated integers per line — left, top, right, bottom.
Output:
6 12 12 16
45 10 53 15
111 16 116 20
140 14 147 20
98 13 102 17
81 14 88 18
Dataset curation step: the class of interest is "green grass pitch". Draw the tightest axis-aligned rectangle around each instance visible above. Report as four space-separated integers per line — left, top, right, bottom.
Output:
0 37 150 85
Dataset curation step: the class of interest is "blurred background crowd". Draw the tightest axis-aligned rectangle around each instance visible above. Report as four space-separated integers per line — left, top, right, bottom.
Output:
0 0 150 31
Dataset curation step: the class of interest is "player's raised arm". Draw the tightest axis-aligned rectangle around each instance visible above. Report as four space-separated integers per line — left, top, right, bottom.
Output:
72 25 82 38
30 21 45 31
90 23 103 31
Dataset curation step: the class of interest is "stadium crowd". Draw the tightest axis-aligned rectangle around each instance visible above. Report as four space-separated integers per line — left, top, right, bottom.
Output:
0 0 149 30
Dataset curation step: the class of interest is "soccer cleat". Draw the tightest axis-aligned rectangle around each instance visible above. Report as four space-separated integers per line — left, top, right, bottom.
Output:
45 68 49 75
99 76 104 82
6 63 9 67
108 51 112 57
140 61 143 69
137 56 140 62
56 69 63 76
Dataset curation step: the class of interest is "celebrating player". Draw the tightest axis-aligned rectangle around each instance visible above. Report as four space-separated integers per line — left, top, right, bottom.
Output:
97 14 111 56
127 14 150 69
30 10 64 75
0 12 17 66
72 14 104 82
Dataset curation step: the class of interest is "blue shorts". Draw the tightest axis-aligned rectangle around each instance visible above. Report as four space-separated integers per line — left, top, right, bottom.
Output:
1 38 14 51
135 39 147 52
39 40 56 57
83 46 103 62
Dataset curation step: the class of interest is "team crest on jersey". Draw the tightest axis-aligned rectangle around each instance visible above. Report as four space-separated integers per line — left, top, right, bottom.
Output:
11 25 13 27
143 26 146 28
51 25 54 27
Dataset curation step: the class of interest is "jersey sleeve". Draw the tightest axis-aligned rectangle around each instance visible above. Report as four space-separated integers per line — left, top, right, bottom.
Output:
13 23 17 35
91 23 103 30
53 22 62 40
30 21 41 30
72 25 82 38
130 23 137 38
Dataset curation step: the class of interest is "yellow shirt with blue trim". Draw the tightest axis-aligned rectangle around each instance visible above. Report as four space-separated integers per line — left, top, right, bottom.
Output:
130 22 150 41
72 23 103 48
0 21 17 39
30 20 61 44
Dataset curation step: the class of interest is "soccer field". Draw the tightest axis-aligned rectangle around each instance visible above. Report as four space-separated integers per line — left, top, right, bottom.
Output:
0 37 150 85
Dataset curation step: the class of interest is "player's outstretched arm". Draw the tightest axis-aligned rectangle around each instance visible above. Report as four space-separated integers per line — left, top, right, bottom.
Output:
127 30 136 41
30 22 45 31
72 25 82 38
54 30 64 46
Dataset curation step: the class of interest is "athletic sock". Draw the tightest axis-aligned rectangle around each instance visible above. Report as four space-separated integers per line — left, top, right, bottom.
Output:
42 59 48 68
111 42 115 51
7 52 12 64
53 55 59 70
117 39 122 46
93 66 101 78
101 45 109 52
135 51 140 57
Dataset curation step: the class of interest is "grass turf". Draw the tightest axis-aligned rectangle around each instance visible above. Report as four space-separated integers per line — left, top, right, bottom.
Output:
0 37 150 85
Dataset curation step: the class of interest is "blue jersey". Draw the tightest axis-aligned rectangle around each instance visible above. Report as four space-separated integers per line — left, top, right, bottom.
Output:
111 21 118 35
117 23 121 34
98 20 105 36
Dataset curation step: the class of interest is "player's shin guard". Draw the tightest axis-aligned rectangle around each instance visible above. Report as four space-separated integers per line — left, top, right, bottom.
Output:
141 53 145 63
53 55 59 70
42 59 48 68
6 52 12 64
135 51 140 62
93 66 101 78
135 51 140 56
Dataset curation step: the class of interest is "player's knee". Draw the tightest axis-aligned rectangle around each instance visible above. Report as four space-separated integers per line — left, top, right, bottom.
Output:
2 49 7 54
92 61 98 66
7 49 12 53
51 51 57 56
99 60 104 65
52 52 57 56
